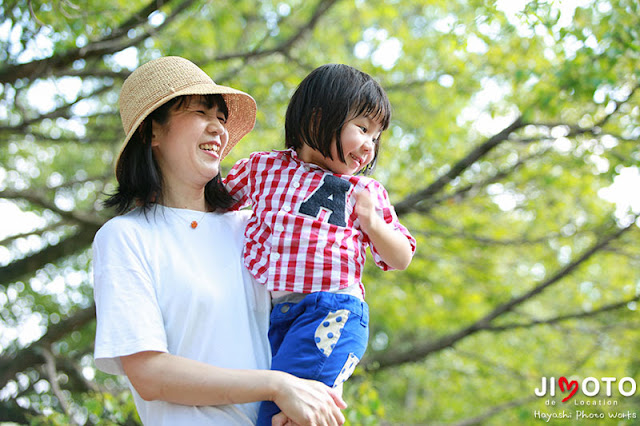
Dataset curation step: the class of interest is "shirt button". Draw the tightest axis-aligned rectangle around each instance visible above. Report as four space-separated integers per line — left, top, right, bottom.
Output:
292 181 301 188
275 224 285 232
280 304 290 313
271 253 280 261
282 205 291 212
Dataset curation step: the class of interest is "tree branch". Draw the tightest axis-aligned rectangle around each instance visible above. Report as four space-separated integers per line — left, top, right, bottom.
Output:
0 224 100 288
485 293 640 332
0 222 69 247
0 305 96 390
101 0 173 43
450 396 537 426
395 82 638 218
213 0 341 61
0 189 105 227
515 82 640 144
0 0 197 84
395 115 525 216
449 339 608 425
416 227 566 247
41 347 76 422
469 222 634 329
361 220 635 371
414 147 549 214
6 84 113 132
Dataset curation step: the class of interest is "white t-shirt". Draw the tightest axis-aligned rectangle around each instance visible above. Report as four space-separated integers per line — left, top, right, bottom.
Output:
92 205 271 425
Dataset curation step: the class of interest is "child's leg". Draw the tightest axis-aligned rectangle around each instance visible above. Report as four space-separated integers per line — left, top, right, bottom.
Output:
256 292 369 425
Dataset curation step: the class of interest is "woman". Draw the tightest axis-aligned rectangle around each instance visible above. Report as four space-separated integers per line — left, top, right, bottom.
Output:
92 56 345 425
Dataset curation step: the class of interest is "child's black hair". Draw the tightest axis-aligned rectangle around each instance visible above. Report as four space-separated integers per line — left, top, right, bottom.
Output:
285 64 391 175
104 94 234 214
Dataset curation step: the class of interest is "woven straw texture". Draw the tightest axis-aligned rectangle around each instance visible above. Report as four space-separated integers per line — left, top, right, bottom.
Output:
117 56 256 166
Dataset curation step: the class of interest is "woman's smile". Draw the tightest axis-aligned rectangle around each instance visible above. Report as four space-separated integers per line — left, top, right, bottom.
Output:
199 141 222 158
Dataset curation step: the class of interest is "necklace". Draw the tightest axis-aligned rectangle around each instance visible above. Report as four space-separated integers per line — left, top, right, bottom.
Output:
189 211 207 229
164 206 208 229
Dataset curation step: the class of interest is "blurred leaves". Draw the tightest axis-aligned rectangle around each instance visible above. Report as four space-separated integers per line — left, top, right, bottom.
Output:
1 0 639 424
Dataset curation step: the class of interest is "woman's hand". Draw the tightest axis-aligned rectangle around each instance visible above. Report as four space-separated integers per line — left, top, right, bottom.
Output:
120 351 346 424
120 351 344 423
271 372 346 426
272 413 296 426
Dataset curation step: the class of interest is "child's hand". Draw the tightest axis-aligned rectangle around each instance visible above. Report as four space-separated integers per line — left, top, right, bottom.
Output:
354 188 414 270
354 188 379 234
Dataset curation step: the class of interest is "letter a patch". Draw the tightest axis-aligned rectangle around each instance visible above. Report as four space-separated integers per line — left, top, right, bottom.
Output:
299 175 351 226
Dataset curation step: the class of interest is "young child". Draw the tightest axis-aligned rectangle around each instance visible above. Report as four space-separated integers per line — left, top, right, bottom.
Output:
224 64 416 424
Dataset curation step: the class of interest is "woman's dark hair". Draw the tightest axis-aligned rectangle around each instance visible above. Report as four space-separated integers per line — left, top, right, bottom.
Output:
285 64 391 175
104 94 234 214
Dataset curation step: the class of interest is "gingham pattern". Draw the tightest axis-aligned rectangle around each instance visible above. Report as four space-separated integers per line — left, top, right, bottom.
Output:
224 149 416 294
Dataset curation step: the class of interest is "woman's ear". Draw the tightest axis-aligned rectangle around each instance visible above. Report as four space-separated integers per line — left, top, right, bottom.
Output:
136 119 161 146
149 121 161 147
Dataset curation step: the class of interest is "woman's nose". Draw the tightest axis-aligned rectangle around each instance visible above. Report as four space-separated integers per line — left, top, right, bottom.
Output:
207 118 225 134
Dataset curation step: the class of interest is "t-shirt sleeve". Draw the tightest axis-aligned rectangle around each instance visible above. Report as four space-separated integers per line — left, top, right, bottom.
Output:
92 219 168 375
224 157 252 210
362 181 417 271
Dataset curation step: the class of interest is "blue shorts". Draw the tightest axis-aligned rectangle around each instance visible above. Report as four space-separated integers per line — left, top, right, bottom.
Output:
256 291 369 425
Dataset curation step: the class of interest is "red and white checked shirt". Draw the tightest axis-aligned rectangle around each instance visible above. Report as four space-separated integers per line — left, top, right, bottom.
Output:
224 149 416 295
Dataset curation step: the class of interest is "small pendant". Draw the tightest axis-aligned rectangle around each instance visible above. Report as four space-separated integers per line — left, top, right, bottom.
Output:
191 221 198 229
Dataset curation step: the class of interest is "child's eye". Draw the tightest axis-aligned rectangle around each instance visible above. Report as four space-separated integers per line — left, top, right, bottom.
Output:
359 125 368 133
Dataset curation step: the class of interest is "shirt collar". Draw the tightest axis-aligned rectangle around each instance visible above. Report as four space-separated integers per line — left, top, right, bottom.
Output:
279 147 331 173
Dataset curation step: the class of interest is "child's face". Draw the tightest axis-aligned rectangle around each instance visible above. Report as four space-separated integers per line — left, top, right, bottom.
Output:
300 115 382 175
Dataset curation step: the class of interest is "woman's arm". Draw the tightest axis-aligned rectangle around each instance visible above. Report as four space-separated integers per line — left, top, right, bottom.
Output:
121 351 346 426
354 188 413 270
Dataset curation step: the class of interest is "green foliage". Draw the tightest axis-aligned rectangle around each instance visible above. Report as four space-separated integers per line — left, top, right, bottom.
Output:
1 0 639 424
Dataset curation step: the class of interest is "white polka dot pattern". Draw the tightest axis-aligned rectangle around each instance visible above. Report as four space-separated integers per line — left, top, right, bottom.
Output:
333 353 360 387
314 309 350 357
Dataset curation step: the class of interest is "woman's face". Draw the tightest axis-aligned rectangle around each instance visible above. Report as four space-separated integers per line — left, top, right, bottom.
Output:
151 97 228 190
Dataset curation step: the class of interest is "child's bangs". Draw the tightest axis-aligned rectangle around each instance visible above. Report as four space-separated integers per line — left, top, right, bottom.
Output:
349 81 391 130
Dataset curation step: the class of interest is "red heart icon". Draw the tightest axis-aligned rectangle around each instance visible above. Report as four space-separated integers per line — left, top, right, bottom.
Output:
559 376 578 402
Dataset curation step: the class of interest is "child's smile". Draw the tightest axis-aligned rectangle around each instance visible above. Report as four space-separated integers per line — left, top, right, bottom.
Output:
298 115 382 175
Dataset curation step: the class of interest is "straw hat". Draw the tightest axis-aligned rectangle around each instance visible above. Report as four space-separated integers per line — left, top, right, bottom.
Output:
116 56 256 173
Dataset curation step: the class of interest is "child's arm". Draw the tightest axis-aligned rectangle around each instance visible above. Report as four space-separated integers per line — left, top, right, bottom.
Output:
223 156 253 210
354 188 414 270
